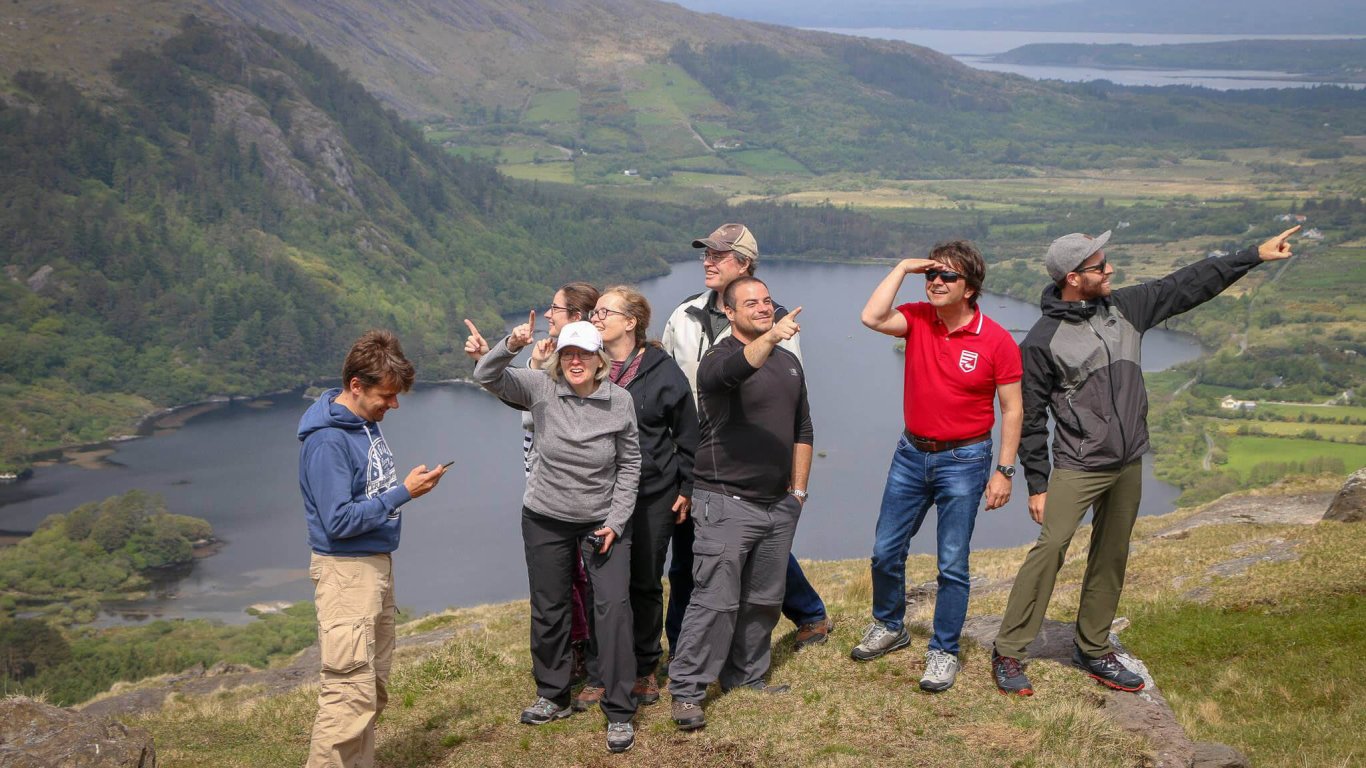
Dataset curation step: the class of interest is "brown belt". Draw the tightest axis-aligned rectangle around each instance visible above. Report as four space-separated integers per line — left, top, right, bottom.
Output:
903 430 990 453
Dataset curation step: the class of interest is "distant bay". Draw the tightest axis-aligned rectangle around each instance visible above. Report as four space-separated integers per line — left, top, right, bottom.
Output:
819 28 1366 89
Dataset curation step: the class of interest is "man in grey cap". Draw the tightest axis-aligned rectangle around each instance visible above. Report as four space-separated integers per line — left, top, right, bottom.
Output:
660 223 833 661
991 225 1300 697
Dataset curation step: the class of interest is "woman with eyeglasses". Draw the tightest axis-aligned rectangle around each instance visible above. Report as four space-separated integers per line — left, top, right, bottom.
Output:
464 282 600 684
586 286 698 709
473 319 642 753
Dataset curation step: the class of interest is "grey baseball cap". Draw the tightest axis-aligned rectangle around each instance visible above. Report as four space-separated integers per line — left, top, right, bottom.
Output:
1045 230 1112 282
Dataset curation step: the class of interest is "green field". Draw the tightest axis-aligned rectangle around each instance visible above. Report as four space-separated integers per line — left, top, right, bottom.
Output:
1214 419 1366 441
496 162 575 184
625 62 726 116
1254 402 1366 421
728 148 810 175
521 89 579 124
1225 435 1366 478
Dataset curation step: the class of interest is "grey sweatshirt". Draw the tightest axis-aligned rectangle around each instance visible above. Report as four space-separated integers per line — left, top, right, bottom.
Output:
474 337 641 535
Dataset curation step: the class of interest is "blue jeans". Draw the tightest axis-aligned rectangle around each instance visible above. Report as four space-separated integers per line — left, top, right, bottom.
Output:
870 434 992 655
666 513 827 655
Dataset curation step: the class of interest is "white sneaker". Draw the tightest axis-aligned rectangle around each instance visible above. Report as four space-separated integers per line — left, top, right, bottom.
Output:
919 648 960 692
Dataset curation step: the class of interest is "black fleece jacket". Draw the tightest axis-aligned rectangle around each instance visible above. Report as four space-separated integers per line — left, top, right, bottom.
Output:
621 344 699 499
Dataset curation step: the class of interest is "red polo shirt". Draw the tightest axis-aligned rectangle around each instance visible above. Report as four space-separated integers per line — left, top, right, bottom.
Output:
898 302 1022 441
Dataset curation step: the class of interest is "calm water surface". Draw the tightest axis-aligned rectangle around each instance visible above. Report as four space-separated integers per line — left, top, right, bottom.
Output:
820 28 1366 89
0 262 1202 623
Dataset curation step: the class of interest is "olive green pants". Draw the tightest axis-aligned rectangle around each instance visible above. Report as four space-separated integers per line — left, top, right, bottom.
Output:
994 461 1142 659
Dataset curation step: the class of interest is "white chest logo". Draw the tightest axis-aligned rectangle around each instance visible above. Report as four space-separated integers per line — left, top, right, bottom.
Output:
958 350 979 373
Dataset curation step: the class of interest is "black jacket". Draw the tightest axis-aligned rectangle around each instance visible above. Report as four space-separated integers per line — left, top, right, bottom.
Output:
620 345 699 499
1019 247 1264 495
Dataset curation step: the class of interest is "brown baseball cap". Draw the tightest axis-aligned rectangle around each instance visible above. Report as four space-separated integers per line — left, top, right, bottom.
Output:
692 223 758 264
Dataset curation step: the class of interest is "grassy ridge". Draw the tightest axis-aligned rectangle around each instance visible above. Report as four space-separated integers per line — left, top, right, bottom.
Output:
125 493 1364 767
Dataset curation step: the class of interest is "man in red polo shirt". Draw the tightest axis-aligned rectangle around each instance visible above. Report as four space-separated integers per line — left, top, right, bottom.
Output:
852 240 1023 692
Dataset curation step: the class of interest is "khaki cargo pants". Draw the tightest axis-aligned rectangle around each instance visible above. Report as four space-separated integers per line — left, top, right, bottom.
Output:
306 553 395 768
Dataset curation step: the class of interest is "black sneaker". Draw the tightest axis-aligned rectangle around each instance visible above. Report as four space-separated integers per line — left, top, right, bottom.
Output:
991 651 1034 696
1072 647 1145 692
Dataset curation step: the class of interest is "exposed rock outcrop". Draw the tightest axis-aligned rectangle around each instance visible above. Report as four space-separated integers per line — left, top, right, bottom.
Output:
1324 467 1366 522
956 616 1249 768
0 697 156 767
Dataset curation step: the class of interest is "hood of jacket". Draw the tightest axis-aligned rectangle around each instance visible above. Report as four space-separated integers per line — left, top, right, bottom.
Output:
298 387 367 441
1039 283 1103 323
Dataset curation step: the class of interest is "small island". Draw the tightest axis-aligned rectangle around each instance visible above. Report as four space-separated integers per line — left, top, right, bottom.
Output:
0 489 215 624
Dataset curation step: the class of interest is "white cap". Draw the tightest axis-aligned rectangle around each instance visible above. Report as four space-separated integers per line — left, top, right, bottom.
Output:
555 321 602 353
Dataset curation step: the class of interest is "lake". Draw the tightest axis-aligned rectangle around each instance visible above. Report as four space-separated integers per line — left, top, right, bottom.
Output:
820 28 1366 89
0 261 1203 623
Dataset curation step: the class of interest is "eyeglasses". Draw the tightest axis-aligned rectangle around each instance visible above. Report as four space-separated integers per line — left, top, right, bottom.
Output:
1074 259 1109 275
560 349 596 361
700 249 744 265
924 269 963 284
546 304 573 315
589 307 629 321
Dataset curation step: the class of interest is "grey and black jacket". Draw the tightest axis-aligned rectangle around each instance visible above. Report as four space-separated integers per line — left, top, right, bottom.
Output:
1019 247 1265 495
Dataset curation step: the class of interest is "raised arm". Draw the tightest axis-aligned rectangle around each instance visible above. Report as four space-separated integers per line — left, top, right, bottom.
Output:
861 259 941 337
1115 226 1299 332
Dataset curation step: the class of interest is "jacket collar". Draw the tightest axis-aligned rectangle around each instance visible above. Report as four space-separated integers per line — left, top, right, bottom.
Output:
1040 283 1104 321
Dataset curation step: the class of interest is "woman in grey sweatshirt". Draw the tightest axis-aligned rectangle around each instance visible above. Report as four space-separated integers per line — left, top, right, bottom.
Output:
473 319 642 753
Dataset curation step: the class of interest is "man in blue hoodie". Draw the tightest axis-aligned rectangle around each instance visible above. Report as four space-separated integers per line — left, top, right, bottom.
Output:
298 330 447 768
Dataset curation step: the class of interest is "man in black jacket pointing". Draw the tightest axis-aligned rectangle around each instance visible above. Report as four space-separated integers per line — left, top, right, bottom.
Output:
991 225 1300 697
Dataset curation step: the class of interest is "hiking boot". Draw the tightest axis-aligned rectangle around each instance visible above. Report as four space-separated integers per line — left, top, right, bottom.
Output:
850 622 911 661
992 651 1033 696
570 640 588 685
520 696 572 725
605 721 635 753
745 681 791 695
632 675 660 705
671 699 705 731
794 616 834 651
919 648 960 692
1072 647 1145 692
572 684 605 712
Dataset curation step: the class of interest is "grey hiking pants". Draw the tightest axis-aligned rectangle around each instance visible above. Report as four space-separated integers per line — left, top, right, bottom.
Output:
667 489 802 703
522 507 636 723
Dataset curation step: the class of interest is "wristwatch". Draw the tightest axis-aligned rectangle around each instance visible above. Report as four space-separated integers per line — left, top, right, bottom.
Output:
995 464 1016 478
790 489 809 500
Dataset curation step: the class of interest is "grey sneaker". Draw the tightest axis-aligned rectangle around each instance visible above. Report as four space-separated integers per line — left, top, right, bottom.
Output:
520 696 572 725
850 622 911 661
605 721 635 753
919 648 960 692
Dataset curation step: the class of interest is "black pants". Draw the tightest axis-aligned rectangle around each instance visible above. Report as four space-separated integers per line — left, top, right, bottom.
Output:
628 486 678 677
521 507 635 723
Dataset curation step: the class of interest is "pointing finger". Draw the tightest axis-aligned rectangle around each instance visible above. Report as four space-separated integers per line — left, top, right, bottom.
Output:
464 318 481 337
1277 225 1302 242
788 306 803 319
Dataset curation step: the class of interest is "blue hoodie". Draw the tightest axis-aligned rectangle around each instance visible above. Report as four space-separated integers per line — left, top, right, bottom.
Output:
297 388 412 555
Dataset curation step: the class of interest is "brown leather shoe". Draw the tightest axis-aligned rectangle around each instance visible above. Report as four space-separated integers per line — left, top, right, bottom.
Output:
793 617 833 651
632 675 660 705
572 685 604 712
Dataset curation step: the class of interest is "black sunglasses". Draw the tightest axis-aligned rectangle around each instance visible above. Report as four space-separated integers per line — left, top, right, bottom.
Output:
924 269 963 284
1074 259 1109 275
